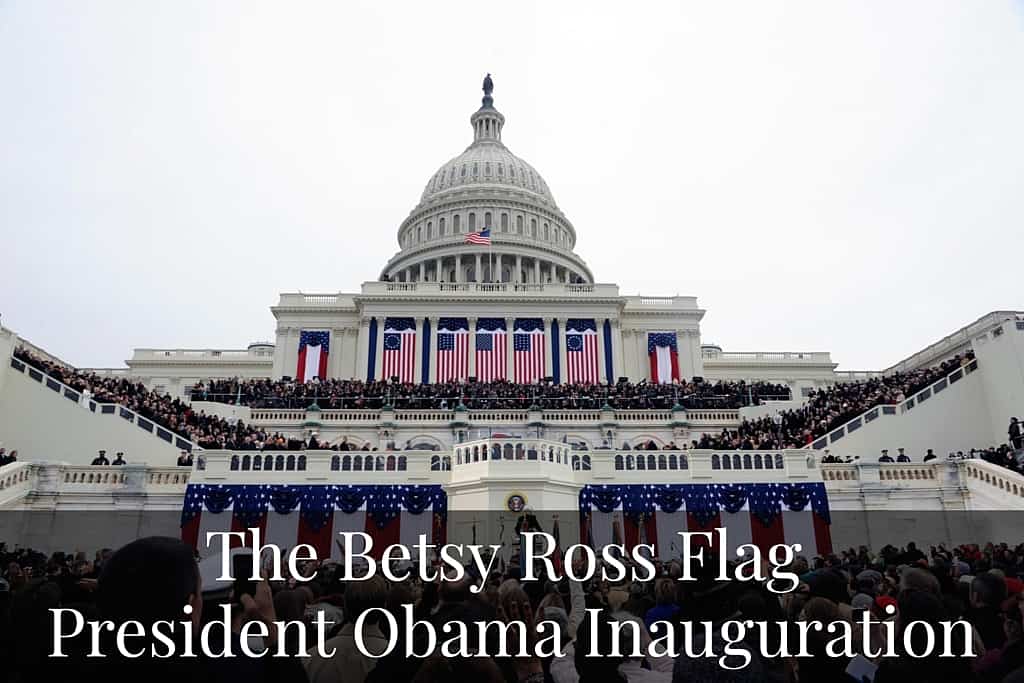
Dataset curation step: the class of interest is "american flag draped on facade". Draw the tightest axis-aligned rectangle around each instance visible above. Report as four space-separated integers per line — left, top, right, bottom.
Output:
475 318 507 381
648 332 680 384
296 330 330 383
565 319 599 385
464 227 491 245
513 318 545 383
436 318 470 382
383 317 417 383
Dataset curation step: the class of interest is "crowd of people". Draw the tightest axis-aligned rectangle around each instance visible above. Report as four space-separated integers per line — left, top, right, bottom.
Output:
0 445 19 467
693 352 976 450
190 377 792 411
9 345 983 456
13 347 283 450
2 534 1023 682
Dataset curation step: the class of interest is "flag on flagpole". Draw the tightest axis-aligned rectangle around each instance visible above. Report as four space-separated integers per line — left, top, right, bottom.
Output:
648 332 680 384
296 330 330 383
464 227 491 245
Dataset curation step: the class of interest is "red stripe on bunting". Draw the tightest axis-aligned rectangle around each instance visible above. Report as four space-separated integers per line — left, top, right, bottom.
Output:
686 512 722 554
297 514 335 560
181 515 200 549
296 346 308 383
230 512 268 549
750 515 786 555
643 513 659 558
364 512 401 560
812 512 833 556
623 516 640 550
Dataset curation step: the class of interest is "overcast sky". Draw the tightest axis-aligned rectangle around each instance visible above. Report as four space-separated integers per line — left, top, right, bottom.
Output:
1 1 1022 371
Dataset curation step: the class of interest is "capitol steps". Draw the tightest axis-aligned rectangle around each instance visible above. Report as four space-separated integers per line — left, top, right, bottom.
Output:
808 358 991 458
0 355 193 466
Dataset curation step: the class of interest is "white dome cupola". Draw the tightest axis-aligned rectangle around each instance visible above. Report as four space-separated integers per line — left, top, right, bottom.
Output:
380 76 593 285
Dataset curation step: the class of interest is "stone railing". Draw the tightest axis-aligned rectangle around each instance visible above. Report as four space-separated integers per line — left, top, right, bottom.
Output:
821 459 1024 506
8 356 196 452
243 404 740 429
281 282 624 301
701 350 833 363
191 449 441 483
808 358 979 450
962 460 1024 502
0 462 191 509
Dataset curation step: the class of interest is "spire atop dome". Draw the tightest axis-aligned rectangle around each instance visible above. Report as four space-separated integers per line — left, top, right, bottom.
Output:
471 74 504 145
481 73 494 109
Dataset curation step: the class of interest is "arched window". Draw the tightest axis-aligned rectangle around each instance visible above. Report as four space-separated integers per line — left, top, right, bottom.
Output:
484 211 492 227
430 455 440 471
543 223 549 240
743 454 752 469
241 455 251 471
453 214 461 232
516 215 524 234
669 454 678 469
264 455 273 471
286 455 295 471
573 455 580 470
501 213 509 232
498 163 504 176
504 444 514 460
615 454 624 470
472 163 478 176
679 455 688 470
440 217 446 235
712 454 721 470
764 455 773 470
626 455 634 470
469 213 476 231
722 454 732 470
516 444 525 460
636 455 646 470
460 164 466 177
297 455 306 471
491 444 501 460
252 456 262 471
398 455 407 471
733 454 742 470
275 455 285 471
754 454 763 470
375 455 384 471
364 455 374 471
353 455 362 471
426 221 432 238
484 162 491 176
530 219 537 237
443 456 451 470
386 455 396 471
417 226 422 242
774 454 784 469
230 455 239 471
646 454 655 470
658 454 667 470
582 455 591 470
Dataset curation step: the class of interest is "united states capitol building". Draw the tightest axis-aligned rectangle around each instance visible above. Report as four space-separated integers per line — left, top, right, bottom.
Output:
1 78 1023 555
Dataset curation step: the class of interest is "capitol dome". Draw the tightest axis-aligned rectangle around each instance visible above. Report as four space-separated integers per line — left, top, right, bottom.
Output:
380 77 593 285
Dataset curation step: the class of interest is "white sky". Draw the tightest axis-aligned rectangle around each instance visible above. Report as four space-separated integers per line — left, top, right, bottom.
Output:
1 1 1022 371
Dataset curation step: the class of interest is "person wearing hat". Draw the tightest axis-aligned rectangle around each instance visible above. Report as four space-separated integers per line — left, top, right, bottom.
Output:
176 450 193 467
1010 417 1022 449
878 449 894 463
896 447 911 462
91 449 110 466
923 448 937 462
112 451 126 466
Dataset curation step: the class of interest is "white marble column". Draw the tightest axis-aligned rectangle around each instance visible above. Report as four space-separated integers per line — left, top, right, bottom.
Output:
373 318 385 381
435 257 443 282
475 253 481 283
534 258 540 284
456 255 463 283
515 255 522 283
413 316 424 383
610 320 624 383
595 320 607 384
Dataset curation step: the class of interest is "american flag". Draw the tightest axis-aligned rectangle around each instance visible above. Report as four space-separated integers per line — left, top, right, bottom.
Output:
382 317 416 383
436 318 469 382
475 318 507 381
513 318 545 383
296 330 330 383
464 227 491 245
648 331 680 384
565 319 599 384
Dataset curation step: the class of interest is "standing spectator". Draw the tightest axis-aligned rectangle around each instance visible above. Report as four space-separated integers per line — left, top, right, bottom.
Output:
91 450 110 465
176 451 192 467
111 452 126 466
1010 417 1022 450
897 448 911 462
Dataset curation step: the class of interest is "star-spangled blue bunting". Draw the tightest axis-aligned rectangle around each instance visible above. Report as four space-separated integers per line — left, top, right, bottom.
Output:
476 318 506 331
514 318 544 333
647 332 678 354
578 483 831 528
383 317 416 332
299 330 330 353
437 317 469 332
180 484 447 530
565 318 597 333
